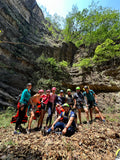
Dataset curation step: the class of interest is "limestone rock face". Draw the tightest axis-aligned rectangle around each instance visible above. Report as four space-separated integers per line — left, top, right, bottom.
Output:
68 46 120 92
0 0 77 108
0 0 120 109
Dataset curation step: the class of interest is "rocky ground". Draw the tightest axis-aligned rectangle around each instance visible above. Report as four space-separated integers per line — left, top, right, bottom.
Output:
0 114 120 160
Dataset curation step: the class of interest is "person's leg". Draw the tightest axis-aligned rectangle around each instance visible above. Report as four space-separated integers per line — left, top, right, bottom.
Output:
89 108 93 121
88 102 93 121
47 122 65 133
65 126 75 137
37 109 44 128
46 106 51 126
15 116 22 130
15 107 25 130
28 111 35 130
94 106 105 121
78 108 82 124
84 107 89 123
49 112 53 127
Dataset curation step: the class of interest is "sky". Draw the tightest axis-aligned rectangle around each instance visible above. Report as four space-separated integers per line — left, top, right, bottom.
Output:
36 0 120 18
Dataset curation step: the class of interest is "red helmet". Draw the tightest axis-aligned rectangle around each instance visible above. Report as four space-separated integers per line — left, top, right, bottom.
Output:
52 87 56 91
38 89 44 93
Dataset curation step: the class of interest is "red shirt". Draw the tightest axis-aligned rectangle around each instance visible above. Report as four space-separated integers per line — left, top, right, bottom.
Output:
41 94 50 105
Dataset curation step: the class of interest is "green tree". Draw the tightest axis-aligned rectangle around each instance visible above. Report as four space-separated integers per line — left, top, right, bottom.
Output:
93 38 120 64
63 1 120 56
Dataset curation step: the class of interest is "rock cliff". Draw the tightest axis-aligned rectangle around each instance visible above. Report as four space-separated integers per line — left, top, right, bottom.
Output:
0 0 77 108
0 0 120 110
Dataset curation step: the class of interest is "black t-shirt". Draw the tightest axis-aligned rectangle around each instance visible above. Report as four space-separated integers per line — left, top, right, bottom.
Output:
66 94 73 105
73 92 84 105
56 96 66 105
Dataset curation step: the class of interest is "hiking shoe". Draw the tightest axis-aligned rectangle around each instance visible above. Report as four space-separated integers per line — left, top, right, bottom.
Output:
87 121 90 124
103 119 105 122
89 120 93 124
55 131 62 135
34 127 41 131
41 128 49 136
14 130 18 134
26 128 30 134
18 131 21 134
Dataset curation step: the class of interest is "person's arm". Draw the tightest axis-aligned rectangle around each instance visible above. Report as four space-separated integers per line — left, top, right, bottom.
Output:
62 117 74 135
73 99 76 109
20 89 26 105
29 97 34 108
51 116 61 130
93 93 98 103
84 96 88 107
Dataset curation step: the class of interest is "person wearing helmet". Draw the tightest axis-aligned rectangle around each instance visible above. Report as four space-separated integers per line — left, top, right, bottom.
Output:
42 103 76 136
37 89 50 130
38 89 44 96
66 89 77 124
12 83 32 134
73 86 89 124
56 90 66 106
46 87 57 127
83 86 105 122
66 89 74 109
55 90 66 117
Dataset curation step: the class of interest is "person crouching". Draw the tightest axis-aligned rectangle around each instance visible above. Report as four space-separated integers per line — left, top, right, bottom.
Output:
43 103 76 137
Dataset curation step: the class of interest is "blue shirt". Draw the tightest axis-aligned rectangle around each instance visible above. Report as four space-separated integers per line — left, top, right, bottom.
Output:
60 110 76 127
20 89 31 105
83 90 95 101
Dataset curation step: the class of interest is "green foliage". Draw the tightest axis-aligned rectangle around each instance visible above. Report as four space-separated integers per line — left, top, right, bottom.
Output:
73 38 120 68
47 57 57 65
0 107 15 128
34 54 71 90
73 58 93 68
59 60 69 67
93 39 120 63
63 2 120 52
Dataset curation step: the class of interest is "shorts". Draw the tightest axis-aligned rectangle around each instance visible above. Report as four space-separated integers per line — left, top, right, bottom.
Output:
88 101 97 109
41 103 48 111
29 106 38 113
76 103 86 109
29 105 41 113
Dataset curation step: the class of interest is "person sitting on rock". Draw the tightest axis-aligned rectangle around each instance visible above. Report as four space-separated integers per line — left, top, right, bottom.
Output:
73 86 89 124
26 93 41 133
42 103 76 137
12 83 32 134
83 86 105 122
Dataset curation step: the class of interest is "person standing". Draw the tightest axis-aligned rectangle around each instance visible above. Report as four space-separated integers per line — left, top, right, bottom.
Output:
46 87 57 127
66 89 77 124
73 86 89 124
83 86 105 122
14 83 32 134
66 89 74 109
55 90 66 117
26 93 41 133
37 89 50 130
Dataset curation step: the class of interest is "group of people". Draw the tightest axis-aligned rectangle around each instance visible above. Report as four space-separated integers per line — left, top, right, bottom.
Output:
11 83 105 136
